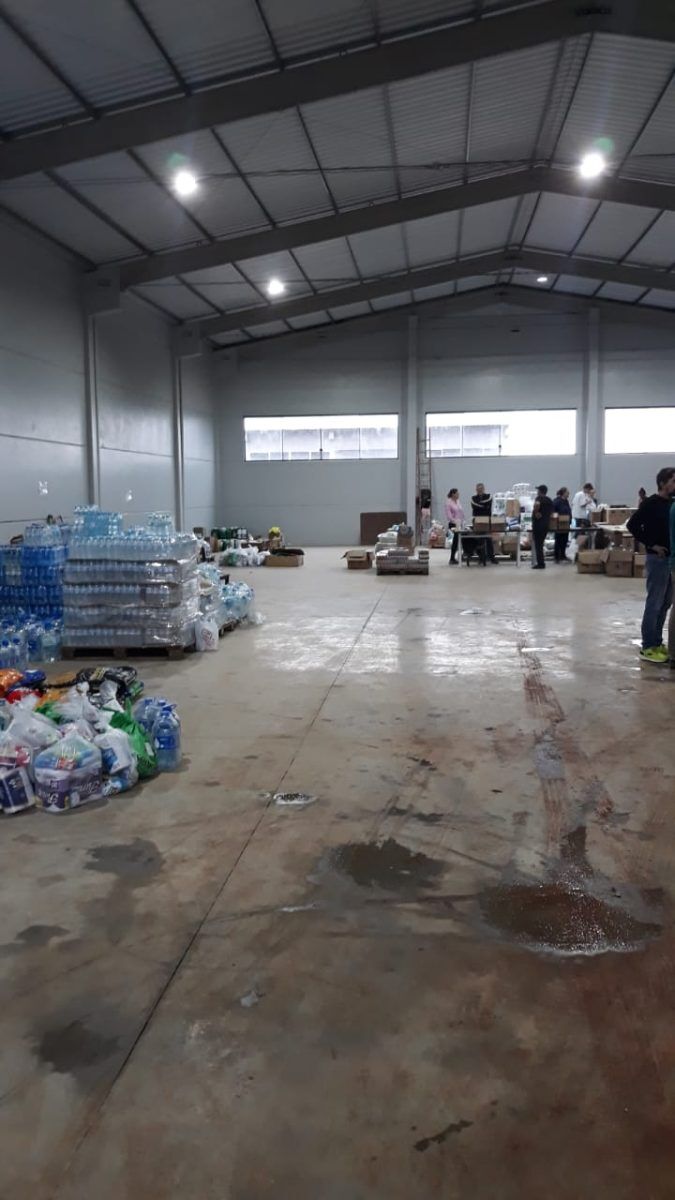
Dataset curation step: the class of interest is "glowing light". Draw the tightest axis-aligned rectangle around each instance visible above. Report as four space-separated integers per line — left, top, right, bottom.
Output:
267 277 286 297
579 151 606 180
173 169 198 196
537 275 549 284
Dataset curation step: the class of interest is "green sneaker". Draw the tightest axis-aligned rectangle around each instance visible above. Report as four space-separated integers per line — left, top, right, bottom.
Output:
640 646 668 664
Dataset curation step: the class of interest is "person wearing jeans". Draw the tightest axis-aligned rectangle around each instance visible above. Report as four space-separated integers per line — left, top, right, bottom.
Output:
531 484 554 570
668 500 675 668
445 488 465 565
627 467 675 664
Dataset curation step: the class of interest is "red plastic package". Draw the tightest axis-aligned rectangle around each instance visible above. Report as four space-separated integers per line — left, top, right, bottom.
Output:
0 670 22 698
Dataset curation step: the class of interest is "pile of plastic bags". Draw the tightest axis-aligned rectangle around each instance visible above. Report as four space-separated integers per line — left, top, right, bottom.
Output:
195 567 261 651
0 665 181 815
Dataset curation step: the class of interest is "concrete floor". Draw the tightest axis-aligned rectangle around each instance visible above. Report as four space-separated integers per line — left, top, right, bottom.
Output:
2 549 674 1199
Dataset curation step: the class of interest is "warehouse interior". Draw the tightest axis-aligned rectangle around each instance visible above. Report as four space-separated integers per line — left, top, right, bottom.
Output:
1 2 675 1197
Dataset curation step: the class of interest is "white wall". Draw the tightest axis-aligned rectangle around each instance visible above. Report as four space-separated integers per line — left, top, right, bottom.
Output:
218 330 405 545
0 214 87 540
215 303 675 545
0 213 219 539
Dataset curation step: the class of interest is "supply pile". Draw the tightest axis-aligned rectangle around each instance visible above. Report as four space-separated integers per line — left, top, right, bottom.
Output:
0 523 66 666
374 525 429 575
63 508 199 651
196 564 259 649
0 663 181 814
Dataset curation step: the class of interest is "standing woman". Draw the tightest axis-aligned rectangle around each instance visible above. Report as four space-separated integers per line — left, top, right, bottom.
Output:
445 488 465 566
553 487 572 563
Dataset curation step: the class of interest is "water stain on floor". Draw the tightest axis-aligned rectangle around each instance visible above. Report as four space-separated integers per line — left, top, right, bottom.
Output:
36 1019 119 1079
86 839 164 884
414 1118 473 1152
479 881 662 956
327 837 444 894
390 805 444 826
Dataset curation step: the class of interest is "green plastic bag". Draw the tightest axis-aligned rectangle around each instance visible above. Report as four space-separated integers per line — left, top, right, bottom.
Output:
109 706 157 779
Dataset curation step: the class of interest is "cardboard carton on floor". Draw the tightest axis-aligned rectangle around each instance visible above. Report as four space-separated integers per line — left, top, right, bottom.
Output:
577 550 605 574
343 550 373 570
604 548 633 578
633 553 646 579
265 551 304 568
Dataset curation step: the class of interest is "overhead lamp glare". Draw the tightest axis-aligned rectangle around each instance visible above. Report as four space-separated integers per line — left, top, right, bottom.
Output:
536 275 549 284
578 151 606 180
267 277 286 297
173 169 198 197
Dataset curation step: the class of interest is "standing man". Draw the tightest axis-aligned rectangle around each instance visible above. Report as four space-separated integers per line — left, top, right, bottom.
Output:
572 482 597 531
552 487 572 563
471 482 497 564
627 467 675 664
531 484 554 570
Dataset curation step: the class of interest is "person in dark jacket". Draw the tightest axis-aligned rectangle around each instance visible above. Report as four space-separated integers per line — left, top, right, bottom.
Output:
552 487 572 563
531 485 554 570
627 467 675 663
471 482 497 564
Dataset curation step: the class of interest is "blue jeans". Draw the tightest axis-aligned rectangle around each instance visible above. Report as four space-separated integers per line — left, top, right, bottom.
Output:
642 555 673 650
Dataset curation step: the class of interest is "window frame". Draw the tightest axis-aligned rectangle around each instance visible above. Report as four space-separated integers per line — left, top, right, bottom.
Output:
604 406 675 455
425 408 578 459
243 413 400 463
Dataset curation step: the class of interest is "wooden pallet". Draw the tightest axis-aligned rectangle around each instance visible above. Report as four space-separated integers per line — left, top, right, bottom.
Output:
62 644 192 661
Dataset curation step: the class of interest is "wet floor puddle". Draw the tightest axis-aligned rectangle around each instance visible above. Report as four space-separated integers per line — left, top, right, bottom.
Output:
479 882 662 956
327 837 443 894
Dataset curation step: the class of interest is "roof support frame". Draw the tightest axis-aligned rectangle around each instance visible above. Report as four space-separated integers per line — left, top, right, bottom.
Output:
2 0 674 181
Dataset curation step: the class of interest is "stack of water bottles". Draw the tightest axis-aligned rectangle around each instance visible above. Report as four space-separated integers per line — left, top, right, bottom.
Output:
64 507 200 650
0 522 66 665
197 564 257 630
133 695 182 772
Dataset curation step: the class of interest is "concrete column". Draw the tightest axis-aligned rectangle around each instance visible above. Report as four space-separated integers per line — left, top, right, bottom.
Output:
584 307 602 492
404 314 419 526
172 355 185 530
83 312 100 506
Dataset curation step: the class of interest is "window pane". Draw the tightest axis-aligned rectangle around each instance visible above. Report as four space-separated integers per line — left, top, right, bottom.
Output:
360 417 398 459
322 426 360 459
244 414 398 461
425 410 576 457
282 427 321 460
244 427 282 461
605 407 675 454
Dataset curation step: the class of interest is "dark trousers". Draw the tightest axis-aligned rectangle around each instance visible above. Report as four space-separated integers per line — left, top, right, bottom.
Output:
554 531 569 562
532 524 547 568
450 530 458 562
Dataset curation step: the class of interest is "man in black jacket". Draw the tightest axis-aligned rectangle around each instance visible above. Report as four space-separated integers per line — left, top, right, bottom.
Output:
627 467 675 663
471 483 497 564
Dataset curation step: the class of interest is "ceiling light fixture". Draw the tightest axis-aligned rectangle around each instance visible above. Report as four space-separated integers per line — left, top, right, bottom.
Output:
173 169 198 197
578 151 606 180
537 275 549 283
267 277 286 297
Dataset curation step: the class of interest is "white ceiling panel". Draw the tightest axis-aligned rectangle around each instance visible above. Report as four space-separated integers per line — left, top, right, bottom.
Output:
0 173 137 262
301 89 397 208
0 18 84 132
413 280 459 303
211 331 249 346
553 275 600 295
262 0 374 59
622 77 675 185
182 265 260 310
350 225 407 277
133 279 216 320
405 211 460 268
573 200 659 260
461 197 518 255
287 312 331 330
294 239 359 288
376 0 475 33
328 301 372 320
217 109 332 222
389 66 470 196
554 35 675 166
457 275 496 292
470 43 561 166
596 282 646 303
525 193 600 253
136 0 271 85
640 289 675 310
625 212 675 267
535 36 592 160
57 152 203 250
0 0 174 112
235 249 307 286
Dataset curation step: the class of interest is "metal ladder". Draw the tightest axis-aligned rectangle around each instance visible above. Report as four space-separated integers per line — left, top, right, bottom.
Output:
415 427 431 540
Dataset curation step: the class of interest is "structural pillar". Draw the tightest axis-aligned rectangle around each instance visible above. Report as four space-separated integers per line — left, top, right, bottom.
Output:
171 324 204 531
83 312 100 507
404 314 419 526
584 306 602 491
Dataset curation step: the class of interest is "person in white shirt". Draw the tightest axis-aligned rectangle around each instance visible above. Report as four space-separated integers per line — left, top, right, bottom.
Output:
572 483 597 530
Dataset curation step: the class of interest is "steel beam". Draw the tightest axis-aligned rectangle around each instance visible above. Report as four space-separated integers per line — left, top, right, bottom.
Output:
195 249 675 337
2 0 674 181
115 167 675 288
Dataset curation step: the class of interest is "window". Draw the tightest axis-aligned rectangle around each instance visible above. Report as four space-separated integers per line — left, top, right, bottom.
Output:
604 407 675 454
244 414 398 461
426 410 576 457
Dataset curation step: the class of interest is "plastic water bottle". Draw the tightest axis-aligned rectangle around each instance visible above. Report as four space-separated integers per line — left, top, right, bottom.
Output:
153 708 181 772
41 620 61 663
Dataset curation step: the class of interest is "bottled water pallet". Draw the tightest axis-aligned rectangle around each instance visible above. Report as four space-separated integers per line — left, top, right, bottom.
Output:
376 560 429 576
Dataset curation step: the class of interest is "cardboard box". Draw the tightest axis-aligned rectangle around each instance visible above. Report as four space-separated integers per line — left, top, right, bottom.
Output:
397 528 415 552
577 550 604 574
265 552 304 568
605 559 633 577
473 516 490 531
505 498 521 519
606 549 633 564
633 553 646 579
591 507 608 525
606 507 635 526
557 515 571 531
490 517 506 532
343 550 373 570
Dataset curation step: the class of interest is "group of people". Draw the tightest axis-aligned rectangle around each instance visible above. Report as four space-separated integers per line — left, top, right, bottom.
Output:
444 481 599 569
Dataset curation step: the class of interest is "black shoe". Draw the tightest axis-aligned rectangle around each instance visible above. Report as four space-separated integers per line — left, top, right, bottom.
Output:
532 564 545 570
449 559 458 566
